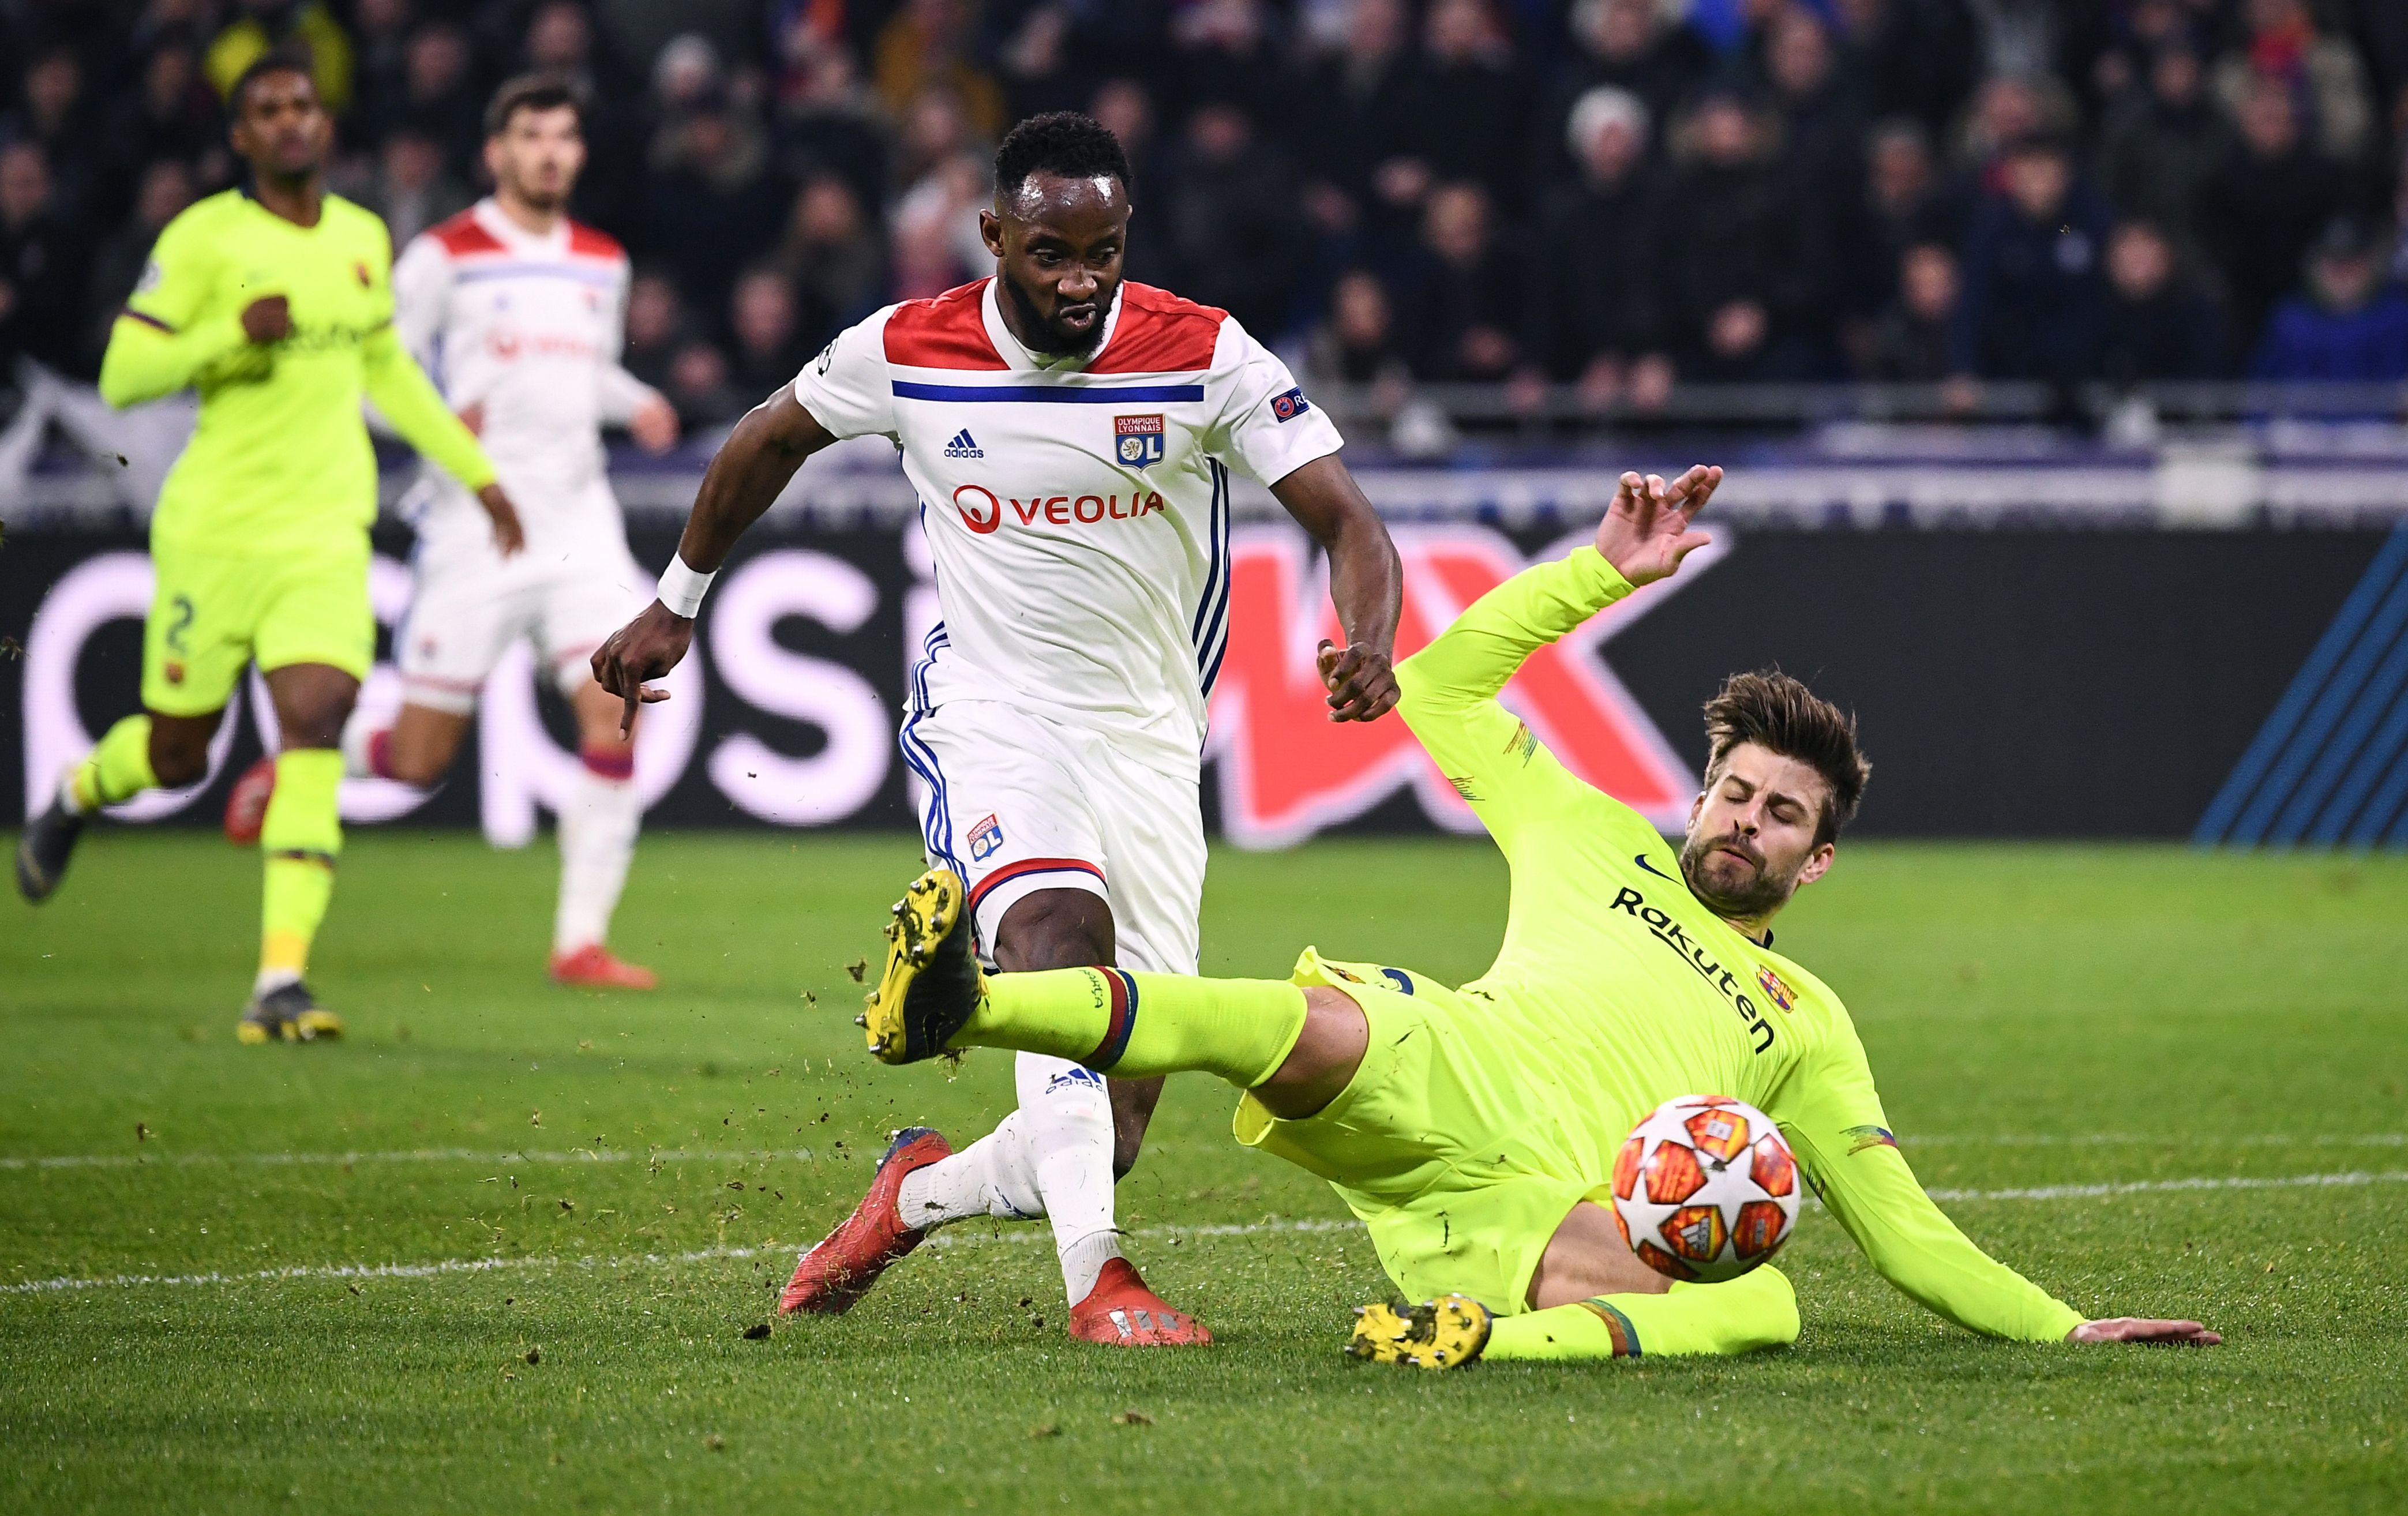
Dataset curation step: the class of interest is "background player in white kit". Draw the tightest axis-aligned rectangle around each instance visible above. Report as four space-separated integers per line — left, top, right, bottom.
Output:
228 76 680 989
594 114 1402 1344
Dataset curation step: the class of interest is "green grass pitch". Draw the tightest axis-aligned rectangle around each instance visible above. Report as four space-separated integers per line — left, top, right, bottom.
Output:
3 832 2404 1514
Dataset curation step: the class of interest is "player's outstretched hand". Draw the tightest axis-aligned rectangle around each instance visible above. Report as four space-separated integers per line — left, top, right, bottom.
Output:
476 483 525 557
2068 1317 2221 1346
629 393 681 455
1315 639 1400 722
592 601 692 736
239 294 291 345
1595 464 1720 586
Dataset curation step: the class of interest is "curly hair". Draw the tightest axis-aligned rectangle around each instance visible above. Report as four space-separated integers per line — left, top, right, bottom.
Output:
1702 670 1872 845
995 111 1134 202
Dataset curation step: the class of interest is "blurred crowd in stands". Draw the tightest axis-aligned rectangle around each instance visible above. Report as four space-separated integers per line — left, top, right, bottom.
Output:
5 0 2408 442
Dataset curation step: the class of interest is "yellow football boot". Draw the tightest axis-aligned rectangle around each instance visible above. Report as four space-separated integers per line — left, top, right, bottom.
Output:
855 868 983 1063
1346 1293 1493 1369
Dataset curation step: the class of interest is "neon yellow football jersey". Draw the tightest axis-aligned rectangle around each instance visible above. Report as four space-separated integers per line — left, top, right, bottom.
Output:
102 188 493 553
1391 548 2083 1342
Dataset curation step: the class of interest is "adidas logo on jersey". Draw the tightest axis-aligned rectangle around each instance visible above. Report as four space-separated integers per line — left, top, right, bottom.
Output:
943 429 984 459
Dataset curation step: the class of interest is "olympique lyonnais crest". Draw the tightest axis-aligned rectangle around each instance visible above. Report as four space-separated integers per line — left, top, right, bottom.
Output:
967 813 1005 862
1114 413 1165 468
1754 964 1796 1014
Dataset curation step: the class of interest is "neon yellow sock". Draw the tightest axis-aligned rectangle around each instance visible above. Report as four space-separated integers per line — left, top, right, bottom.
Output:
69 715 158 812
1484 1266 1800 1361
965 969 1308 1087
257 748 343 981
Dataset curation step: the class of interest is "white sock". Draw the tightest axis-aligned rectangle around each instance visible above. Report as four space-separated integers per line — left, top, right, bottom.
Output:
58 767 88 816
253 966 302 996
553 766 640 954
337 707 381 780
897 1108 1046 1229
1015 1052 1124 1307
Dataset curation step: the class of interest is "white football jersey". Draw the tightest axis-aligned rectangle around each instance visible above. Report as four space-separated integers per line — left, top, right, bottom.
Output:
390 199 659 558
793 277 1344 764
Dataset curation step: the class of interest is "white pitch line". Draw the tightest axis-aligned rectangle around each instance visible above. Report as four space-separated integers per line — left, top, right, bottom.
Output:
6 1170 2402 1300
7 1134 2407 1174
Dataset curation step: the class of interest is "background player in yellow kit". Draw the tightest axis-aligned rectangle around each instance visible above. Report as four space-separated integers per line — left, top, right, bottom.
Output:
12 49 515 1044
851 464 2221 1364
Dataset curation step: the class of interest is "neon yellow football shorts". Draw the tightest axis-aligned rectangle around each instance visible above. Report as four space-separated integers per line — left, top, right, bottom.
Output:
141 534 374 717
1232 949 1593 1316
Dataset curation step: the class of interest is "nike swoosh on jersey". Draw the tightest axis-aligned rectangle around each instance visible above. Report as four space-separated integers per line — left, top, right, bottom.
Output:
1634 853 1681 881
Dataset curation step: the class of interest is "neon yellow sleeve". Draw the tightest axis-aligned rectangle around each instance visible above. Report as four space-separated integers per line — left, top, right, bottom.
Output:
1394 546 1636 849
99 213 252 407
1774 1014 2084 1344
360 322 497 492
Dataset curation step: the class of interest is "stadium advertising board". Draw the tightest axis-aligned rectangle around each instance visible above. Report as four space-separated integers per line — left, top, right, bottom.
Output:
2 523 2387 841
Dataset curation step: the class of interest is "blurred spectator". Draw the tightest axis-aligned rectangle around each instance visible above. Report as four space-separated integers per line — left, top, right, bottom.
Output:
772 30 888 214
892 87 987 198
11 47 99 225
2200 75 2360 355
2097 220 2226 384
999 4 1086 122
643 89 791 319
727 265 813 392
891 147 992 292
1535 0 1711 187
874 0 1007 141
776 174 885 344
0 143 92 382
1407 0 1531 214
359 126 471 250
2213 0 2374 167
1524 87 1666 403
393 21 484 177
1307 268 1413 387
1844 119 1961 333
1390 180 1522 381
1171 0 1284 125
104 42 228 196
205 0 355 117
1951 133 2113 383
1953 74 2075 195
1158 104 1304 337
621 269 692 397
1762 7 1865 223
521 1 644 234
2096 43 2229 268
666 337 745 426
2249 216 2408 381
1833 0 1979 137
1296 0 1421 245
1661 92 1831 382
82 160 198 377
349 0 414 133
1866 242 1961 382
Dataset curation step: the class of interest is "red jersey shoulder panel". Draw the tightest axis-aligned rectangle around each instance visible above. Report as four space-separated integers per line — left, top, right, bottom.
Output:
567 221 626 262
884 279 1007 369
430 210 505 257
1087 282 1227 374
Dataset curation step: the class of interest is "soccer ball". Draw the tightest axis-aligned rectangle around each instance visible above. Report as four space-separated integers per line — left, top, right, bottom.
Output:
1609 1095 1800 1283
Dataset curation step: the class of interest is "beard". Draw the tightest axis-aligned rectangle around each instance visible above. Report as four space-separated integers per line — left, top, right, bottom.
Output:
1001 270 1111 357
1677 829 1801 922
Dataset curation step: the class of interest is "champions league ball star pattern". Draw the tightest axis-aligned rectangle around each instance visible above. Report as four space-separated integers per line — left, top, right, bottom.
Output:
1610 1095 1801 1284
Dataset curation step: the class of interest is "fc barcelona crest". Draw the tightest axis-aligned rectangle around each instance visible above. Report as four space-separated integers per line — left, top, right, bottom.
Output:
1114 413 1165 468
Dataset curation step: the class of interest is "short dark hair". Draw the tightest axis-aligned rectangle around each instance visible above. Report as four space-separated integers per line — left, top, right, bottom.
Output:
1702 670 1871 846
231 44 317 115
994 111 1134 202
485 73 585 138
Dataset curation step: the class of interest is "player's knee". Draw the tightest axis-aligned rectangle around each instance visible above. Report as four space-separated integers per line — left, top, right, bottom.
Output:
993 891 1115 971
147 733 209 788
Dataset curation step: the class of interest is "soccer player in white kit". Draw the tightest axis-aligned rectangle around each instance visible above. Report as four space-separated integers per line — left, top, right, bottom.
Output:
594 114 1403 1344
229 76 681 988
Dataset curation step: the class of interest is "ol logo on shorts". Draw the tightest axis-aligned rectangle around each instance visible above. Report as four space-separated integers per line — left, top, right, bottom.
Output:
967 813 1006 862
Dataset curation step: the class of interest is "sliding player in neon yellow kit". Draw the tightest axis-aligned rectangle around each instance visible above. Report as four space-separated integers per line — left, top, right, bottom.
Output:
848 464 2219 1364
13 50 515 1044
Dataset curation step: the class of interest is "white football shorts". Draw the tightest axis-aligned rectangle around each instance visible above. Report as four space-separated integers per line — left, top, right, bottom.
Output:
396 515 648 714
899 697 1204 977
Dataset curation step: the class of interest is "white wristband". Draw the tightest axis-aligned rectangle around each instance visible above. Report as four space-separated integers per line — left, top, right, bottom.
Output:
656 554 717 618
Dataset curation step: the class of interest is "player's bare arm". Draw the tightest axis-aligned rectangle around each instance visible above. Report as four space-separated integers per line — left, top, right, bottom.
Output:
1278 456 1403 721
592 386 836 732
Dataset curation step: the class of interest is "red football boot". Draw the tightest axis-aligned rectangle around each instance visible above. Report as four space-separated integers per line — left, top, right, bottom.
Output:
549 944 658 990
223 757 276 846
779 1127 953 1315
1067 1258 1213 1346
